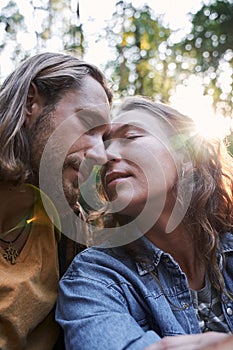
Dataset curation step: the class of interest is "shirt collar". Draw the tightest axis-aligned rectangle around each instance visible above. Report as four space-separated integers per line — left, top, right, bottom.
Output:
135 232 233 276
218 232 233 253
135 236 163 276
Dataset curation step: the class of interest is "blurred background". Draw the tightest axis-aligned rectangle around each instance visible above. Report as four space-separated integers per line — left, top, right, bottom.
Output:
0 0 232 147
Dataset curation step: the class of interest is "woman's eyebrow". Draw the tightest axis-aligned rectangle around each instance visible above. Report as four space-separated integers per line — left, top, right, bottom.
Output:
105 124 129 139
108 122 146 138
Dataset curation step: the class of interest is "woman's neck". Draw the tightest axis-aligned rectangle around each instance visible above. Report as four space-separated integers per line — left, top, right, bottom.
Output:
145 222 206 290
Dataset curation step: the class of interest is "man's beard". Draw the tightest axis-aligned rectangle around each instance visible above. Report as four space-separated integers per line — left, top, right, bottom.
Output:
62 176 80 209
27 110 80 216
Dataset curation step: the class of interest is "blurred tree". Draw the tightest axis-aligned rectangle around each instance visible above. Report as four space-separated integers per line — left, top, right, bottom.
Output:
101 1 178 102
0 1 27 64
227 132 233 155
35 0 85 56
0 0 84 81
175 0 233 116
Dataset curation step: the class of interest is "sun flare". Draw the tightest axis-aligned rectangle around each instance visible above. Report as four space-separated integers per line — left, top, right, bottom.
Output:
194 114 232 140
170 76 232 140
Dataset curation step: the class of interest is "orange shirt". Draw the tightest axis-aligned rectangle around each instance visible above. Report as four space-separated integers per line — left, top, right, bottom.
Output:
0 199 60 350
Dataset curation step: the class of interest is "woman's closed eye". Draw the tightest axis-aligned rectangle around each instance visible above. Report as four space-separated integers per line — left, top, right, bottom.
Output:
125 132 144 140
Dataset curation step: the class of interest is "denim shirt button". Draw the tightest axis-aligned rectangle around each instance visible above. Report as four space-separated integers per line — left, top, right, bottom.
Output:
226 307 233 316
182 303 189 309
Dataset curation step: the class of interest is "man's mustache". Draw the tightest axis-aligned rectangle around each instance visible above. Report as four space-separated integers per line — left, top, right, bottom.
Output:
63 154 82 170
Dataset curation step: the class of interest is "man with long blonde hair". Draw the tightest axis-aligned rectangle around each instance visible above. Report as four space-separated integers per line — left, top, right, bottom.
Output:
0 51 112 349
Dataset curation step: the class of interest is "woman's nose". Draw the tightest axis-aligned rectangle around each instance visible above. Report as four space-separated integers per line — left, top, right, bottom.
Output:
106 140 121 161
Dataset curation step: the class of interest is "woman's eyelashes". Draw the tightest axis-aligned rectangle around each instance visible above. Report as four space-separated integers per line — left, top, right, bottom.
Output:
125 133 144 140
104 126 147 148
126 124 148 137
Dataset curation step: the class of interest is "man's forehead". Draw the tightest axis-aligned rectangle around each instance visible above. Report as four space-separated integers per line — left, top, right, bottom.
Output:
79 75 110 105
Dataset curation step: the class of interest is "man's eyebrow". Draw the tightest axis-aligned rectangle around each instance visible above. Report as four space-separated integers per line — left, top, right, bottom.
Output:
74 108 108 126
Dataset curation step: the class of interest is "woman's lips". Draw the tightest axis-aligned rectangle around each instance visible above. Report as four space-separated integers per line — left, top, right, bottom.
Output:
105 171 130 187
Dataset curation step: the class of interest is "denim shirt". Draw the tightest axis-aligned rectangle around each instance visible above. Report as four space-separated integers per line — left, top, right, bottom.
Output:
56 232 233 350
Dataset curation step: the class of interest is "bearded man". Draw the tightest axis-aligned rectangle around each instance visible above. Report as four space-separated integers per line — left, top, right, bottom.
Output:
0 52 112 349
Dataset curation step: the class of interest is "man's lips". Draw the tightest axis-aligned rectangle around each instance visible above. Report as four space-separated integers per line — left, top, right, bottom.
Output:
63 156 92 184
105 171 130 187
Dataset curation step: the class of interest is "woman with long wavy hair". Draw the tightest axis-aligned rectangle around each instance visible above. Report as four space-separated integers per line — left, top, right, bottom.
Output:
57 96 233 350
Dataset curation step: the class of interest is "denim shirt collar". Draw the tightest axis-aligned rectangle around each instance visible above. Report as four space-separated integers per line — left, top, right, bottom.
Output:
219 232 233 253
135 235 164 276
135 232 233 276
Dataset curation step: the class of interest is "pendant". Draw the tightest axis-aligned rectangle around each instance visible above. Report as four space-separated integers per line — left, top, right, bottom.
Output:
3 242 19 264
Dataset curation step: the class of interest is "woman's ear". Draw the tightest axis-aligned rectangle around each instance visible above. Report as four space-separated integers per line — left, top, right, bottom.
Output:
25 82 44 127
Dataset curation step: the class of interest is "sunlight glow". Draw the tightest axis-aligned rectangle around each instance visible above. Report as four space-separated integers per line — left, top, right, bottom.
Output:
170 76 232 140
194 115 232 140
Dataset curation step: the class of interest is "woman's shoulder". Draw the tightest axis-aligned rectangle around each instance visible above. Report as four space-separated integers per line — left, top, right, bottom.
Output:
62 245 137 285
74 245 130 268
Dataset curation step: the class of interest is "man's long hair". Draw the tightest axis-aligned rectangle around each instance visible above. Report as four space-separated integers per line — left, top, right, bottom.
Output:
0 52 112 184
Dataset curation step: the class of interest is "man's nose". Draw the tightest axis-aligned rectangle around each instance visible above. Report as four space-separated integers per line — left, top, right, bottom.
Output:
86 139 107 165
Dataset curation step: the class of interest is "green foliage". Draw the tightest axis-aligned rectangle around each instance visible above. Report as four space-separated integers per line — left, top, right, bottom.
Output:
1 0 232 120
0 1 25 34
64 24 85 56
0 0 85 79
79 166 102 212
102 1 177 102
188 0 233 66
0 1 26 61
227 134 233 155
101 0 233 116
175 0 233 116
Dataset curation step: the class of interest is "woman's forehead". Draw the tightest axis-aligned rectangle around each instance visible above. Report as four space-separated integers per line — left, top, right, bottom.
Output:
113 109 154 124
110 109 167 137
